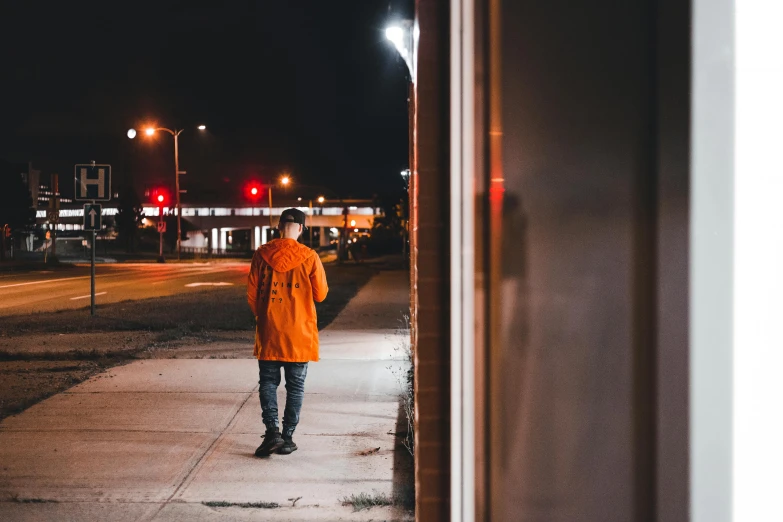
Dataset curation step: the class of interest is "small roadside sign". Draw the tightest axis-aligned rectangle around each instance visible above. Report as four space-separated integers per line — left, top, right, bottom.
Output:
74 164 111 201
157 221 167 233
84 204 102 231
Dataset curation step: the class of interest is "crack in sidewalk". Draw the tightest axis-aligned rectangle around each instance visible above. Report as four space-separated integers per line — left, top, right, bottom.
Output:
143 389 255 522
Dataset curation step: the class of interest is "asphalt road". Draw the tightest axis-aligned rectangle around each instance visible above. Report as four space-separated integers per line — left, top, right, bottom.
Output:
0 263 251 316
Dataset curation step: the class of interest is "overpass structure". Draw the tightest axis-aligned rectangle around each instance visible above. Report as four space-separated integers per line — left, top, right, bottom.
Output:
35 199 382 252
172 201 378 251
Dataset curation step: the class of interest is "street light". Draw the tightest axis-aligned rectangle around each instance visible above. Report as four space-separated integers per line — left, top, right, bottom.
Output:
317 196 325 204
385 20 415 82
281 175 290 187
386 21 415 263
128 124 206 260
401 169 411 188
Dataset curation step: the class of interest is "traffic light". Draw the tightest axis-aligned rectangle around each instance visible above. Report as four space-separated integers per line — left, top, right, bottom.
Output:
245 181 263 202
150 187 169 207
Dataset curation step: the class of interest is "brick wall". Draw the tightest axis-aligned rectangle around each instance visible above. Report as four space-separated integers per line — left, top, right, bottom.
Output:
414 0 451 520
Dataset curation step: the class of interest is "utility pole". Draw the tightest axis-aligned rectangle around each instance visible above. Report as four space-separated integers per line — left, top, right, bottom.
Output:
268 186 274 229
50 173 59 262
158 208 165 262
90 211 96 316
174 130 184 261
128 125 203 260
339 206 349 263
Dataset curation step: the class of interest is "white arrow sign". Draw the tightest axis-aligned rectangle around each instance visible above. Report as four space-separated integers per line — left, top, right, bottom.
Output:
83 204 102 231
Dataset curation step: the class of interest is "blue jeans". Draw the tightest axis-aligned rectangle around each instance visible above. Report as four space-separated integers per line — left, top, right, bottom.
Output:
258 360 308 438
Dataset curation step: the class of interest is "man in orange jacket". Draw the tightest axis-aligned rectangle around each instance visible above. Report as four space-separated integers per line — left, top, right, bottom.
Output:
247 208 329 456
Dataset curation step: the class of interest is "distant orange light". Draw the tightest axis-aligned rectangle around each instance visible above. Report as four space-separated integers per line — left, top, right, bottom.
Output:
280 176 290 186
145 128 155 136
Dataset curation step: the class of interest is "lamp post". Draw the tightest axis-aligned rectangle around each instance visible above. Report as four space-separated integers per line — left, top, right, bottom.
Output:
386 21 416 265
267 175 290 236
385 21 415 82
128 124 206 260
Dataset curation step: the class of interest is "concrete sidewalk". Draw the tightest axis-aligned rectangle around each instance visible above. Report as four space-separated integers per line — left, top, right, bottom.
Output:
0 270 413 521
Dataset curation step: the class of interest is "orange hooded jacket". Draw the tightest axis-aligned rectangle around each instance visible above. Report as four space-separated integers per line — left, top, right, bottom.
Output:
247 238 329 362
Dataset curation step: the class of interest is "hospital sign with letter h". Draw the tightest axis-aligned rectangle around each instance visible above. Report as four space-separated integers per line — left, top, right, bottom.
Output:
74 162 111 201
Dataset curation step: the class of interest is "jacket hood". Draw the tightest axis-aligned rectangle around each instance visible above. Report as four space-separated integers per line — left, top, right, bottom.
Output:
258 239 315 272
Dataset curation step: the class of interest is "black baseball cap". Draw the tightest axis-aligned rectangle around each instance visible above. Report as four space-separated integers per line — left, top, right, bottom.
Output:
278 208 307 229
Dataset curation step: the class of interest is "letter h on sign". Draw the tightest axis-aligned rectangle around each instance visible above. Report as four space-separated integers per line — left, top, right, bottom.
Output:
74 164 111 201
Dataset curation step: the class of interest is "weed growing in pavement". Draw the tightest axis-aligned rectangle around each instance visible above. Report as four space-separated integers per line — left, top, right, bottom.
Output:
202 501 280 509
387 313 414 456
340 492 393 512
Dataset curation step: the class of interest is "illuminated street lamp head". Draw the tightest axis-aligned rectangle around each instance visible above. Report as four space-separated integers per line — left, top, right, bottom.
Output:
280 176 290 186
385 26 404 48
317 196 325 204
198 125 206 130
127 128 137 139
145 128 155 136
385 21 415 82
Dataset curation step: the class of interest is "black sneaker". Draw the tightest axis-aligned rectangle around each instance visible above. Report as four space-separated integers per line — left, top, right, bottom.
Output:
255 427 283 457
277 436 298 455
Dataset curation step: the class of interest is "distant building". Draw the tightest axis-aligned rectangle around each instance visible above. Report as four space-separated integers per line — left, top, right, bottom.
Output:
0 160 75 211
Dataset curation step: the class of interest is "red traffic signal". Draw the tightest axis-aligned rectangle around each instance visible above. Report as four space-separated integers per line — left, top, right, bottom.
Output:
150 187 169 207
245 182 264 201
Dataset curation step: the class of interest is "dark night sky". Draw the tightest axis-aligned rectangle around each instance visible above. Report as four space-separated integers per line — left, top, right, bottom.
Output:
0 0 413 203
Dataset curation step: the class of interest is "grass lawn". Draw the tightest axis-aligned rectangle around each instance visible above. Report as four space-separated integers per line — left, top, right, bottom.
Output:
0 262 380 419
